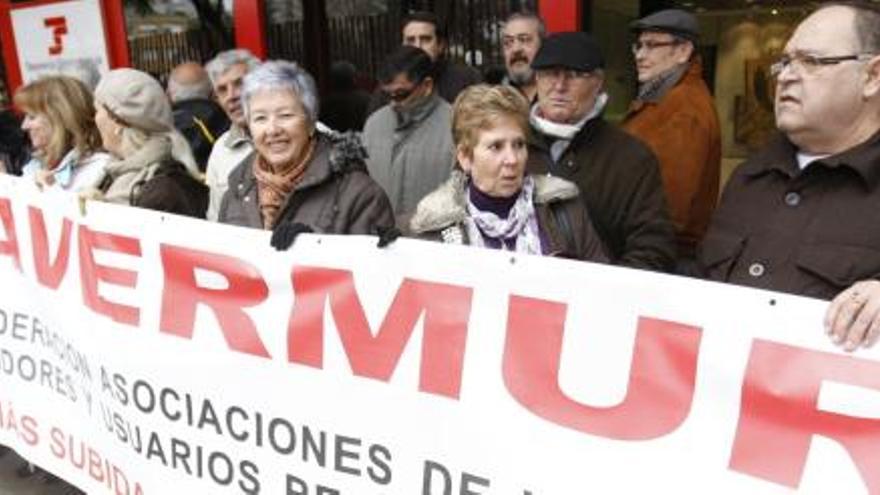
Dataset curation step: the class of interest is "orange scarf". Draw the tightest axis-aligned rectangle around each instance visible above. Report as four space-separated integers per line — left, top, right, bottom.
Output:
253 139 315 229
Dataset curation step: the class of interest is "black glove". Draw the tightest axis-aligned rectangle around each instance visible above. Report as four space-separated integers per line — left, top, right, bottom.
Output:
376 225 401 248
271 222 314 251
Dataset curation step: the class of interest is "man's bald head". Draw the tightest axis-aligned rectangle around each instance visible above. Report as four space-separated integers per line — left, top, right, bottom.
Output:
167 61 213 102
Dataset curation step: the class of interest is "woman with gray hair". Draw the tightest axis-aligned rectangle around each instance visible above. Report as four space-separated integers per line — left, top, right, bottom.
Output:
89 68 207 217
218 60 394 247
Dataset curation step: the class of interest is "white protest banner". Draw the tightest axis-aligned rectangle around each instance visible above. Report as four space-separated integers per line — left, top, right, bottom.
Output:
10 0 110 83
0 174 877 494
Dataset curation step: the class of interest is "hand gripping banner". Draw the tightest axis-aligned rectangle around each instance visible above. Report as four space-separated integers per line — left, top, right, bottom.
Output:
0 175 877 494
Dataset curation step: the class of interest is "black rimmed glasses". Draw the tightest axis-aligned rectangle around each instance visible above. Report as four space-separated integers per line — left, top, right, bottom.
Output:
769 52 877 77
630 39 682 54
382 78 426 102
385 86 418 102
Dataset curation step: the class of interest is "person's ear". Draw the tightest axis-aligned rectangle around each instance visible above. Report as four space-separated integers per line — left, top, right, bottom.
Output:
863 54 880 99
422 77 434 94
677 40 695 64
456 144 473 173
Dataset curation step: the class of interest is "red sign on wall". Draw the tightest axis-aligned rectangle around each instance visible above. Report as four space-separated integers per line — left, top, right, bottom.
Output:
0 0 129 95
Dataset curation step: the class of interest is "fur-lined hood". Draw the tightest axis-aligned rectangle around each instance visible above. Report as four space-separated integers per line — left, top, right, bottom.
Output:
326 129 369 175
408 168 580 234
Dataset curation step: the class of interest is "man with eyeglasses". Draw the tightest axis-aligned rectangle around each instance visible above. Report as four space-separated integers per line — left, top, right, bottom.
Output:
362 46 454 215
622 9 721 262
501 11 545 102
699 2 880 352
526 32 676 271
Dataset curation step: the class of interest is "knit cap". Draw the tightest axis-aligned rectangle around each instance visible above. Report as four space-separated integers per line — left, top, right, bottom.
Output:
94 68 173 133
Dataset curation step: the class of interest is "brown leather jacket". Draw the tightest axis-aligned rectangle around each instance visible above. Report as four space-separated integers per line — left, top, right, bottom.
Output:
218 132 395 236
622 59 721 258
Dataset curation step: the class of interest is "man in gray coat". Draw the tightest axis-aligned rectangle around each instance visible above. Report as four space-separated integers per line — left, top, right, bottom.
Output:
362 46 454 215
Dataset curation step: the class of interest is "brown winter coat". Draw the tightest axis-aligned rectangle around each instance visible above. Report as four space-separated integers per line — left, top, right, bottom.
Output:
218 132 395 235
89 136 207 219
622 59 721 258
404 169 608 262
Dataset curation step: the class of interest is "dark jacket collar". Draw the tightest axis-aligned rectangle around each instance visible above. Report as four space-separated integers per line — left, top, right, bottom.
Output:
743 129 880 189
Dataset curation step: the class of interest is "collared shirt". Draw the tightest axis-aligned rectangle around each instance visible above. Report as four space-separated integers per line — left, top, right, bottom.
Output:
22 149 109 192
205 124 253 222
699 130 880 300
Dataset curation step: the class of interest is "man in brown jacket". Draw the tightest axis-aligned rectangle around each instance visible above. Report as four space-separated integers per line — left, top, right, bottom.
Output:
623 9 721 260
699 2 880 352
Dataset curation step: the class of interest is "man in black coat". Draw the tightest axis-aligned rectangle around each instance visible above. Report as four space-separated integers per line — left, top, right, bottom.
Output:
167 61 230 172
525 32 676 271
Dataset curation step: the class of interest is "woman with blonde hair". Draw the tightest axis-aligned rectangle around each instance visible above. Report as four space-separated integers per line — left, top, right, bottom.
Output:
14 75 109 191
90 68 207 217
406 84 607 261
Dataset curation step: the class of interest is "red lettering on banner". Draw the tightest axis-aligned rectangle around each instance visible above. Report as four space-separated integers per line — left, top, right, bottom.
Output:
29 206 72 289
0 197 21 271
503 295 702 440
730 340 880 491
158 244 270 358
50 426 144 495
78 226 141 326
288 266 473 398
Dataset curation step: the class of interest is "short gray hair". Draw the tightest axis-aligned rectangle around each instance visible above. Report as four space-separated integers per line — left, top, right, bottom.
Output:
168 76 212 102
59 59 101 92
504 11 547 39
205 49 261 86
241 60 319 124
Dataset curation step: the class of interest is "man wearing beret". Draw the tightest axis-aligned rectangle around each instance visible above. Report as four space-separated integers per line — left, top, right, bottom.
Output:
526 32 676 271
699 2 880 352
623 9 721 262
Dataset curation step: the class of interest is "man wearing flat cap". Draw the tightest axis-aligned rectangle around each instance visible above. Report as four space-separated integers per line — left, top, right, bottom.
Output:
623 9 721 262
526 32 675 271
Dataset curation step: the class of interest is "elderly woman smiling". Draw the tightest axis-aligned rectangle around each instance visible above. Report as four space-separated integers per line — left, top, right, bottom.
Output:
219 61 394 242
407 84 607 261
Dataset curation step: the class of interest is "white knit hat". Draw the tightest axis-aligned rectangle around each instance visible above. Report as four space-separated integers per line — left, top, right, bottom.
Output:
95 68 199 174
95 68 172 133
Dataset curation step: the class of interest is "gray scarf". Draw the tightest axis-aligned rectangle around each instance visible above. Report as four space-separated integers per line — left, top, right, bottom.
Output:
637 63 689 102
394 93 440 131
